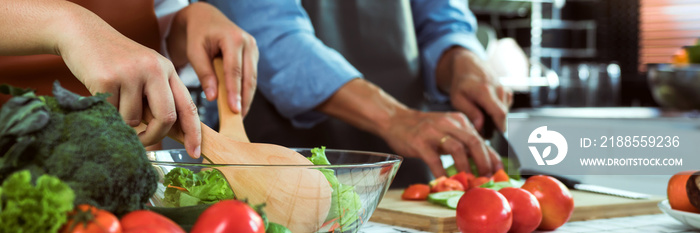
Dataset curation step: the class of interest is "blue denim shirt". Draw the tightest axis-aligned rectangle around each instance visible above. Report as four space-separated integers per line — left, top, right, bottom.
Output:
206 0 485 128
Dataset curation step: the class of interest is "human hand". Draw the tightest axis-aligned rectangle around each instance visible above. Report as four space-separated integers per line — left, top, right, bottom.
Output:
379 109 503 178
58 19 202 158
167 2 259 117
435 47 513 134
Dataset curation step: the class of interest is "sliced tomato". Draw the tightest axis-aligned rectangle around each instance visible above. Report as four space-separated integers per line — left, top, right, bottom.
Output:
190 200 265 233
470 176 493 189
61 204 121 233
493 169 510 182
402 184 431 200
120 210 185 233
431 176 465 192
450 171 475 190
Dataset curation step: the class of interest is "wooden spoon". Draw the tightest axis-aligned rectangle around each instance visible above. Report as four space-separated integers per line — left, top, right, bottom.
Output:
213 57 248 142
155 58 332 232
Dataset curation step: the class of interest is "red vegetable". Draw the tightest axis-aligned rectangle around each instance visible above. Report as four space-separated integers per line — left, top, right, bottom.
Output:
499 187 542 233
492 169 510 182
521 175 574 230
402 184 431 200
62 204 121 233
456 188 512 233
450 171 475 190
430 176 465 192
190 200 265 233
470 176 492 189
120 210 185 233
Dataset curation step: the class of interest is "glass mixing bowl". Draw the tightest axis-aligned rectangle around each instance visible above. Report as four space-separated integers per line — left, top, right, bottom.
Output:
147 148 402 233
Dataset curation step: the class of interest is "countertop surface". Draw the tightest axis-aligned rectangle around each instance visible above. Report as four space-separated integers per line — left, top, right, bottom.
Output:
363 214 695 233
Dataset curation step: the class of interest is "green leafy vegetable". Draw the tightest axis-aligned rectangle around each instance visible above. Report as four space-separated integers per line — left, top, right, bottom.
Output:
0 81 158 216
0 170 75 233
266 222 292 233
308 147 361 230
162 167 235 207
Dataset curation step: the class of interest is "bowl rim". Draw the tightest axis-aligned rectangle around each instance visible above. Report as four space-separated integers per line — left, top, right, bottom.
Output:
148 148 403 168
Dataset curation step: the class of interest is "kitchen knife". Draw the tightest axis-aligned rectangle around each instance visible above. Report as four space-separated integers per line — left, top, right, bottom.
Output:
520 169 651 199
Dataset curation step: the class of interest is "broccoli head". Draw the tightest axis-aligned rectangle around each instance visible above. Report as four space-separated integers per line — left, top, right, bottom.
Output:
0 81 158 216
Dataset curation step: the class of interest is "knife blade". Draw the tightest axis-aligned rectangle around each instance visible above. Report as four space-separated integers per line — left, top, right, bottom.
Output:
520 169 651 199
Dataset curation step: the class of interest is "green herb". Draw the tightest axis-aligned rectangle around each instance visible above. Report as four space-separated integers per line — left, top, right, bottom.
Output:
163 167 235 207
308 147 361 230
0 170 75 233
0 81 158 216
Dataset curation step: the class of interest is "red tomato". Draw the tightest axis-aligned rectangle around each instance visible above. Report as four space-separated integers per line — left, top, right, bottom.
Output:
456 188 512 233
62 204 121 233
450 171 475 190
521 175 574 231
120 210 185 233
492 169 510 182
402 184 431 200
190 200 265 233
470 176 492 189
499 187 542 233
432 177 465 192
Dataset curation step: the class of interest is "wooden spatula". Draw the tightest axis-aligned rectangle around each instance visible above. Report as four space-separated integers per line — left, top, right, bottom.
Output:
213 57 248 142
155 58 332 233
210 58 333 231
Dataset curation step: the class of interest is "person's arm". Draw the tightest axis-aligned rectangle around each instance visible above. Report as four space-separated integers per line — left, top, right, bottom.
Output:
206 0 361 127
316 79 498 178
411 0 512 132
0 0 202 158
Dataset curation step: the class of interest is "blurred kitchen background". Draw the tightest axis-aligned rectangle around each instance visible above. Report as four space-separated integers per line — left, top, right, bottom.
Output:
467 0 700 196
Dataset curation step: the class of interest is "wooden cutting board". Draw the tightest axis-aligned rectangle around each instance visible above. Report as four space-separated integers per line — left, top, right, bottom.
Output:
369 189 665 233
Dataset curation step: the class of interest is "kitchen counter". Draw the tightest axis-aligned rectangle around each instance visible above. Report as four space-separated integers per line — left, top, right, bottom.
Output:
364 214 694 232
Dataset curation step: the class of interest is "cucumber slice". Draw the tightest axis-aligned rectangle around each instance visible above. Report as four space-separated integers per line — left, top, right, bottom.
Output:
427 191 465 206
446 195 461 209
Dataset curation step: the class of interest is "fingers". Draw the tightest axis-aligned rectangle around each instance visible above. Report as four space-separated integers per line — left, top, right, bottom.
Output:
139 71 177 148
118 82 143 127
187 44 219 101
462 83 508 133
440 136 471 175
240 37 258 117
487 145 503 172
169 74 202 159
451 93 484 132
220 36 244 114
416 144 446 178
432 113 493 176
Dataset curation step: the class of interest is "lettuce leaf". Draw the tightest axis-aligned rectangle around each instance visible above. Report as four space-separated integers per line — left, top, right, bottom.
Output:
0 170 75 233
308 147 361 230
162 168 235 207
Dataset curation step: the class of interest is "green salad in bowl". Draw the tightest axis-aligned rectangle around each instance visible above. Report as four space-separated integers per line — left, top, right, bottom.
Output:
148 147 402 233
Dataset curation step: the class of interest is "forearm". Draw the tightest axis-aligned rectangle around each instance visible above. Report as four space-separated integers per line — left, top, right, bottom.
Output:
0 0 116 57
315 79 412 137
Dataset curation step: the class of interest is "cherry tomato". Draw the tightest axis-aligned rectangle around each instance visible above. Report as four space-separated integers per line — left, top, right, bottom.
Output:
402 184 431 200
521 175 574 231
120 210 185 233
456 188 512 233
62 204 121 233
450 171 475 190
499 187 542 233
190 200 265 233
492 169 510 182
